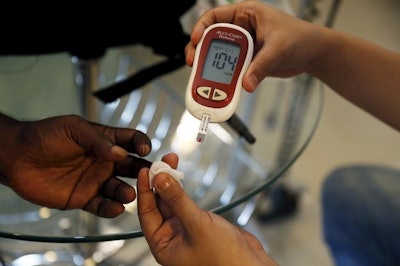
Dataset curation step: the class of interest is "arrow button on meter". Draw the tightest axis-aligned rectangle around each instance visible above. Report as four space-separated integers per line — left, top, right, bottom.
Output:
212 89 227 101
197 86 212 99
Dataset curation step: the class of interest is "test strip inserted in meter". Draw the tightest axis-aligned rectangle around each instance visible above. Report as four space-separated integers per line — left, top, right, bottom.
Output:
185 23 254 142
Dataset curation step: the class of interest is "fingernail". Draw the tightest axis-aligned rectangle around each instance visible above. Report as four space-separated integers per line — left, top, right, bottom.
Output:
141 144 151 155
154 176 171 192
133 132 152 156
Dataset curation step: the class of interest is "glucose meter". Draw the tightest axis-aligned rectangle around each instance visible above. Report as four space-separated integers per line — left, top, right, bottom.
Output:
185 23 254 142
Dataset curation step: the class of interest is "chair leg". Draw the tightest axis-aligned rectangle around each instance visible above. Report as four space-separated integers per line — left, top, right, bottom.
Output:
71 56 102 122
70 56 104 264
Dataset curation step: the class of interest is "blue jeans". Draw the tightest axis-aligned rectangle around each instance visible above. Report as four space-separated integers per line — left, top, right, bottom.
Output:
322 165 400 266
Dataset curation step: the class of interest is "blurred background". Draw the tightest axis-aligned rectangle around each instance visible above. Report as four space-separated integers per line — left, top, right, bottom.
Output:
266 0 400 265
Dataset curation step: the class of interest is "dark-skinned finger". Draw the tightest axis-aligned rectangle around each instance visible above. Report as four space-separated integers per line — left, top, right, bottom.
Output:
114 155 153 178
101 177 136 204
83 196 126 218
93 124 152 157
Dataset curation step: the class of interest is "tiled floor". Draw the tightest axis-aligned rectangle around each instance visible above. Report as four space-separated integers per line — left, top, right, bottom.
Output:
0 0 399 265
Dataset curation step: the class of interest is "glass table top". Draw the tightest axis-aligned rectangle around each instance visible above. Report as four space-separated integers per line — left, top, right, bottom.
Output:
0 44 323 243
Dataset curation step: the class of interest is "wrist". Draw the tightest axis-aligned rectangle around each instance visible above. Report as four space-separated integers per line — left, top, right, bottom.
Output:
304 25 337 78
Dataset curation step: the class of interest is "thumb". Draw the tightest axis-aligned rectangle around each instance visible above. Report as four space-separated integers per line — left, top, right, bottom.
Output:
152 173 202 233
243 48 278 92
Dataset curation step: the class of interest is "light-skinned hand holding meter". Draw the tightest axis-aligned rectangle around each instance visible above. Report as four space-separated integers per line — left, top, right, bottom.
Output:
185 23 254 142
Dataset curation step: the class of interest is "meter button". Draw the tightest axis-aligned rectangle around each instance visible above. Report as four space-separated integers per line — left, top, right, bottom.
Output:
197 86 212 99
212 89 227 101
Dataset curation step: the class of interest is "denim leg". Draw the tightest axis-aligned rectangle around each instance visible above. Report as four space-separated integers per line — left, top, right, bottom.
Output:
322 165 400 266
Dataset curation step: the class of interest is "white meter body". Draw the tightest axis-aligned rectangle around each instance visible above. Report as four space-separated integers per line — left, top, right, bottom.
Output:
185 23 254 124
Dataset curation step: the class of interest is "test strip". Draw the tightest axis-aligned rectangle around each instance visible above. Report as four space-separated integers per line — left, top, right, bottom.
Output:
197 113 210 142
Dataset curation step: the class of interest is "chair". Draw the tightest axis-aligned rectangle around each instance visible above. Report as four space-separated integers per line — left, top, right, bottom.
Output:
0 2 195 121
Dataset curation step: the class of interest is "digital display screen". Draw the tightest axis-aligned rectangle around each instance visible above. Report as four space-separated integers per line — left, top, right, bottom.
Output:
201 39 240 84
